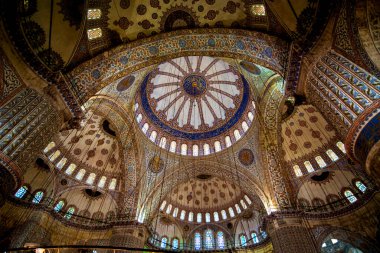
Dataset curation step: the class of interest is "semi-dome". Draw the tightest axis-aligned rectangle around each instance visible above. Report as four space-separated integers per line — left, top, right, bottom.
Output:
135 56 256 156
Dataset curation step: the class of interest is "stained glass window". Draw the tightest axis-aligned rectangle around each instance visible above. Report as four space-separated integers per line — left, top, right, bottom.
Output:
86 173 96 185
315 156 327 168
98 176 106 188
244 195 252 205
251 4 266 16
142 123 149 134
203 143 210 155
172 238 179 249
180 210 186 220
214 141 221 152
32 191 44 203
304 161 314 172
160 201 166 211
240 199 247 209
251 232 259 244
225 136 232 147
64 207 75 219
197 213 202 223
56 157 67 169
43 142 55 153
54 200 65 212
159 137 166 148
173 207 179 217
170 141 177 153
235 204 242 214
234 129 241 140
49 150 61 162
293 165 302 177
205 212 211 223
242 121 249 132
217 231 225 249
240 234 247 247
204 229 214 249
188 212 194 222
228 207 235 217
150 131 157 142
166 204 172 214
344 190 357 203
136 114 142 123
261 231 267 239
87 9 101 20
15 186 28 198
336 141 346 153
355 181 367 193
65 164 77 175
75 169 86 180
194 232 201 250
87 28 102 40
221 210 227 220
109 178 117 190
326 149 339 161
248 112 254 121
213 211 219 222
161 237 168 248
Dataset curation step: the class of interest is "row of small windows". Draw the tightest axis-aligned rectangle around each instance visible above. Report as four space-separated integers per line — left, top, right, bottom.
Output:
193 230 227 250
298 181 367 211
160 196 252 223
87 9 102 40
44 142 117 190
239 231 267 247
293 142 345 177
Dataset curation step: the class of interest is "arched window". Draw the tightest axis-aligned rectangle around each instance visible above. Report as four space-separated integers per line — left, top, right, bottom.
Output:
336 141 346 153
228 207 235 217
315 156 326 168
65 163 77 175
213 211 219 222
194 232 201 250
203 143 210 155
326 194 341 210
244 195 252 205
344 190 357 203
56 157 67 169
221 210 227 220
15 186 28 198
293 165 302 177
98 176 106 188
54 200 65 212
142 123 149 134
326 149 339 161
217 231 225 249
298 198 310 209
150 131 157 142
43 142 55 153
248 112 254 121
197 213 202 223
193 145 199 156
159 137 167 148
172 238 179 249
251 232 259 244
136 114 142 123
109 178 117 190
225 136 232 147
214 141 221 152
49 150 61 162
234 129 241 140
64 207 75 219
205 212 211 223
134 103 139 111
160 237 168 248
242 121 249 132
312 198 327 211
240 234 247 247
166 204 172 214
355 181 367 193
261 231 267 239
173 207 178 217
159 200 166 210
180 210 186 220
188 212 194 222
75 169 86 180
32 191 44 203
181 144 187 155
204 229 214 249
86 173 96 185
170 141 177 153
235 204 241 214
304 161 314 173
240 199 247 209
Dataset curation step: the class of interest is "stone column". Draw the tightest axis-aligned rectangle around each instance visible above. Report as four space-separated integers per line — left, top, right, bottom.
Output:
109 224 148 249
266 213 318 253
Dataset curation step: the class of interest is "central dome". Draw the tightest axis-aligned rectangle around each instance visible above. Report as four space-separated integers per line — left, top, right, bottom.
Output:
135 56 256 156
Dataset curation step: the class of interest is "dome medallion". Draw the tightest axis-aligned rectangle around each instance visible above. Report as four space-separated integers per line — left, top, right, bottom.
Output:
135 56 255 156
